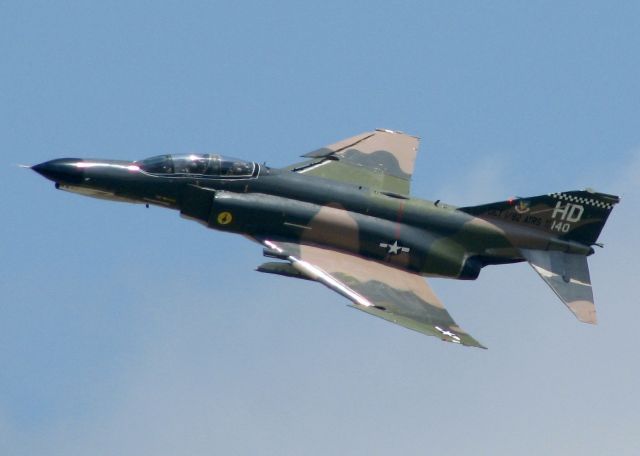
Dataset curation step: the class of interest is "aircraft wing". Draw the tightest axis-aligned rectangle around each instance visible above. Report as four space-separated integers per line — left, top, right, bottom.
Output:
287 129 419 196
257 239 485 348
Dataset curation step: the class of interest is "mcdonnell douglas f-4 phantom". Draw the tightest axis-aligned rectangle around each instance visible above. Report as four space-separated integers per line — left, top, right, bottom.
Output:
31 129 619 348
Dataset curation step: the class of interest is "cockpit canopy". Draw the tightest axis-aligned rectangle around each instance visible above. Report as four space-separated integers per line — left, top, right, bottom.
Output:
137 154 256 178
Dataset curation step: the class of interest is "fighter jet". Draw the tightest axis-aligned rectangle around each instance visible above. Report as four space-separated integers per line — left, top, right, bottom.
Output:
31 129 619 348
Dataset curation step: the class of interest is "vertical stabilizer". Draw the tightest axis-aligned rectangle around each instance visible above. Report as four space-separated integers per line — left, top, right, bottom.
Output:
459 189 620 246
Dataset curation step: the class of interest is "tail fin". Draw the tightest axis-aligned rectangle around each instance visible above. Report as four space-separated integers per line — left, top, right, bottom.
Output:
459 189 620 246
460 189 620 324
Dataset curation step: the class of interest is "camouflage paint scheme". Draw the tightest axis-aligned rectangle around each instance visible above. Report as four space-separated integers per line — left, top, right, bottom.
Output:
31 129 620 348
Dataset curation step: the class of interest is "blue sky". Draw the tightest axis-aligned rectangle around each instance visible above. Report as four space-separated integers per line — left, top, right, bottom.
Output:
2 1 639 454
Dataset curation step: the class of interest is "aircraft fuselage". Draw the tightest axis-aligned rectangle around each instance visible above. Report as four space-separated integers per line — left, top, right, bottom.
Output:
32 157 548 280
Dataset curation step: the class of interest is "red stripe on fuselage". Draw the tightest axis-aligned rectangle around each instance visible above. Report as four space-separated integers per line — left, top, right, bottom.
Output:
394 201 406 238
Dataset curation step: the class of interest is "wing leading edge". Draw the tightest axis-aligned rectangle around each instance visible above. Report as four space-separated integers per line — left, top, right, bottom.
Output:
257 239 485 348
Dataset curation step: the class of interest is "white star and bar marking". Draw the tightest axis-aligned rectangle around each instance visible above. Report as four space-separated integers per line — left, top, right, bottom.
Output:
379 240 410 255
435 326 461 342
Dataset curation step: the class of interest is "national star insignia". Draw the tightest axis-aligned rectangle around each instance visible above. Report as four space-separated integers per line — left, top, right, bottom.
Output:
435 326 461 342
379 240 410 255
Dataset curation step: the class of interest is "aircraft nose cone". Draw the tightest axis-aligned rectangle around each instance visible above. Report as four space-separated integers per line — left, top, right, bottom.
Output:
32 158 84 184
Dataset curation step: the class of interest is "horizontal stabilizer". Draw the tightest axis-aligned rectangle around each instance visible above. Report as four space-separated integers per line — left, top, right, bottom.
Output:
521 249 596 324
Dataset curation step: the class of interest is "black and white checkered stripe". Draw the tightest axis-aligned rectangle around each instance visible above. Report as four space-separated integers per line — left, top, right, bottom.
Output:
548 193 614 210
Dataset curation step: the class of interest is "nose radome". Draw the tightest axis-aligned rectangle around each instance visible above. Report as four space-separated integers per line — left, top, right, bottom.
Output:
32 158 85 184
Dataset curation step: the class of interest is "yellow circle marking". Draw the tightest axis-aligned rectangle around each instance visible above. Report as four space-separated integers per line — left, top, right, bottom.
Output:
217 211 233 225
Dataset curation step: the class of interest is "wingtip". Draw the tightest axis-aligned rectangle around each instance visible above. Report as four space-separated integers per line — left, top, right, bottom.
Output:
375 128 405 134
578 315 598 325
569 300 597 325
375 128 420 140
464 339 488 350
